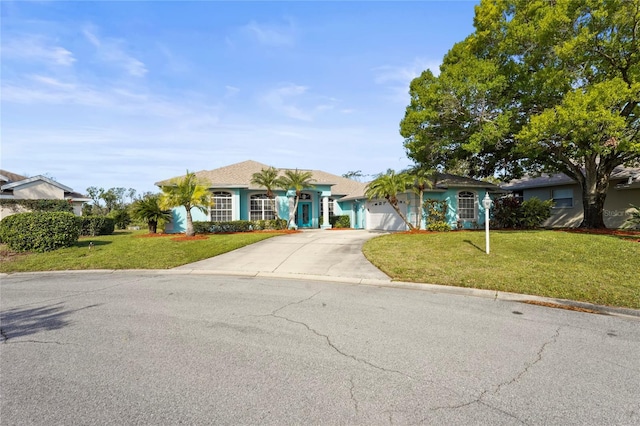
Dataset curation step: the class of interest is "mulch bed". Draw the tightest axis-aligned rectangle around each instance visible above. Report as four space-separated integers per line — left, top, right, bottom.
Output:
134 229 299 241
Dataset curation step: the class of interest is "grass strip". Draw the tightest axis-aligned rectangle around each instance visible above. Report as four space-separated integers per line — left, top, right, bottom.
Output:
362 230 640 309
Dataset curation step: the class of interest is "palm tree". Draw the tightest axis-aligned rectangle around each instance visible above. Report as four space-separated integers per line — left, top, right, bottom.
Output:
130 193 172 234
250 167 281 218
406 167 435 230
277 169 315 228
365 169 415 231
159 171 212 236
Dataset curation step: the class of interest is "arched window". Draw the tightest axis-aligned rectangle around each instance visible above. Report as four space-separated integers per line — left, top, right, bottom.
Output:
298 193 312 200
211 191 232 221
250 194 275 220
458 191 477 220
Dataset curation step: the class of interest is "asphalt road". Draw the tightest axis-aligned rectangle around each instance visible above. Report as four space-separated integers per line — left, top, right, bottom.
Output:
1 271 639 425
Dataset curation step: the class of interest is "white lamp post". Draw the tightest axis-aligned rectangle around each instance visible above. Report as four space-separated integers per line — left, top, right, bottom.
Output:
482 192 493 254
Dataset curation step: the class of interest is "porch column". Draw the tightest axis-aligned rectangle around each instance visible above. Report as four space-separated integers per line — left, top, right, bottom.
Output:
321 196 331 229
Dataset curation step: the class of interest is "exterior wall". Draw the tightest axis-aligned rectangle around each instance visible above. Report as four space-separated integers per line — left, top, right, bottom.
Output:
603 188 640 228
423 189 492 229
521 184 640 228
522 184 583 228
13 181 65 200
0 203 30 220
165 206 209 233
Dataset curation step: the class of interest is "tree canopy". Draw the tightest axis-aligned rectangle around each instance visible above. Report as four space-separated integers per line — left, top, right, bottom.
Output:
401 0 640 228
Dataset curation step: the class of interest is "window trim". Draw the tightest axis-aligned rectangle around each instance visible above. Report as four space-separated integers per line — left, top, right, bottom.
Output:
551 188 574 209
457 191 477 221
210 191 233 222
250 193 276 221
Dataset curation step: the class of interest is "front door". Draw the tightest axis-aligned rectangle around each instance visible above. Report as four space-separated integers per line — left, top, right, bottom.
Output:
297 201 312 228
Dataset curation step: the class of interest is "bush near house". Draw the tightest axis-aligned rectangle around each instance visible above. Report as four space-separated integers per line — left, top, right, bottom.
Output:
0 199 74 213
193 219 287 234
0 212 80 252
424 199 451 231
80 216 116 236
492 197 553 229
330 215 350 228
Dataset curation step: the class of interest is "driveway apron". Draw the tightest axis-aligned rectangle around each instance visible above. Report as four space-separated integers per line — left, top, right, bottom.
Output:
173 230 390 282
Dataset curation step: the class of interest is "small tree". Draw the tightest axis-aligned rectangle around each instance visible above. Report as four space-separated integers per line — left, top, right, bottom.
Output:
365 169 415 230
277 169 315 228
160 171 212 236
131 194 172 233
406 167 435 229
251 167 281 218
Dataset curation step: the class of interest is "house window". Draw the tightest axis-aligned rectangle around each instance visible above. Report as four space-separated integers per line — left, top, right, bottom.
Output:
211 191 232 222
552 188 573 208
458 191 477 220
250 194 275 220
320 197 335 218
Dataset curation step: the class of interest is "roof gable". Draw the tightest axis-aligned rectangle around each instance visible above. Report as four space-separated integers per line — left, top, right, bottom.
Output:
155 160 367 198
1 174 74 193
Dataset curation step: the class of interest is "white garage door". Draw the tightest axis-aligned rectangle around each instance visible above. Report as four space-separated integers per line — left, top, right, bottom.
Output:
366 200 408 231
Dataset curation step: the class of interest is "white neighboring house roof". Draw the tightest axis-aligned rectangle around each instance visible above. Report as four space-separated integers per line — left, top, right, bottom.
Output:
0 173 90 202
1 175 74 192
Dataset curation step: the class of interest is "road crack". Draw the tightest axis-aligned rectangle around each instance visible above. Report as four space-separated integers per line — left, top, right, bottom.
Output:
259 291 412 379
420 327 561 424
349 376 360 415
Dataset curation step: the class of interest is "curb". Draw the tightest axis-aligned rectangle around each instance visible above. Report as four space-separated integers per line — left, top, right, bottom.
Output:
1 269 638 319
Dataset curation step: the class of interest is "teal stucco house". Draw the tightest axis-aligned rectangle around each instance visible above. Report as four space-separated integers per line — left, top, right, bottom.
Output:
155 160 503 233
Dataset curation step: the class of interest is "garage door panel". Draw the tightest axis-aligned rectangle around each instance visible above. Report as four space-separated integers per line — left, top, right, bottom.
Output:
366 200 407 231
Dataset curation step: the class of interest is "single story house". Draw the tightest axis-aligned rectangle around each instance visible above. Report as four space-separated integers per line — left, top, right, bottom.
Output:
0 170 90 219
156 160 503 233
500 166 640 228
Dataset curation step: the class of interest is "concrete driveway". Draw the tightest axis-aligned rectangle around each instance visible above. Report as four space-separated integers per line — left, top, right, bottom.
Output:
173 229 390 283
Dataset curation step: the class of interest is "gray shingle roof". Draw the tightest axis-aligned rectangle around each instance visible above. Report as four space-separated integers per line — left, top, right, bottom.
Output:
501 166 640 191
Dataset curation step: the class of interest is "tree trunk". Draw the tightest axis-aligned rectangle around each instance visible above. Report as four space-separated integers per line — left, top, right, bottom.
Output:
579 186 608 228
389 200 415 231
185 207 195 236
288 197 299 229
148 220 158 234
578 164 610 229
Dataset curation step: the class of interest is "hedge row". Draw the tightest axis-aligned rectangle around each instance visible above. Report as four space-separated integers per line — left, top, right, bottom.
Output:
0 212 80 252
193 219 287 234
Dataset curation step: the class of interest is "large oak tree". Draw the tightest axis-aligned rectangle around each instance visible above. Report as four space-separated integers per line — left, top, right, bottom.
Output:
401 0 640 228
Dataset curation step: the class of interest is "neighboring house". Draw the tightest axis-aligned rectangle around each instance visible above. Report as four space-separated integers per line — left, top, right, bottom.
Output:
0 170 90 219
155 160 504 233
500 166 640 228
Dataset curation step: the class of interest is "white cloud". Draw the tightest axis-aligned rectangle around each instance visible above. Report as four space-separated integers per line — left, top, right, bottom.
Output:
242 19 296 47
373 58 441 103
82 26 147 77
262 83 312 121
1 36 75 66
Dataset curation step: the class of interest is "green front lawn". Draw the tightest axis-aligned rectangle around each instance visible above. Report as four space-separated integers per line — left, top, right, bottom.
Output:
0 231 282 273
363 230 640 309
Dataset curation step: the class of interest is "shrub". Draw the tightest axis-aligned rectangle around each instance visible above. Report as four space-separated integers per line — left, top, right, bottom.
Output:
426 221 451 232
193 220 252 233
108 208 131 230
424 199 448 226
251 218 287 230
492 196 522 229
0 199 74 213
519 198 554 229
0 212 80 252
330 215 350 228
80 216 115 236
492 196 553 229
622 204 640 230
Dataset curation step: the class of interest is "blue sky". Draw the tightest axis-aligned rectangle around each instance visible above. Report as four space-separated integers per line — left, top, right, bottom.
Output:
1 1 478 195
